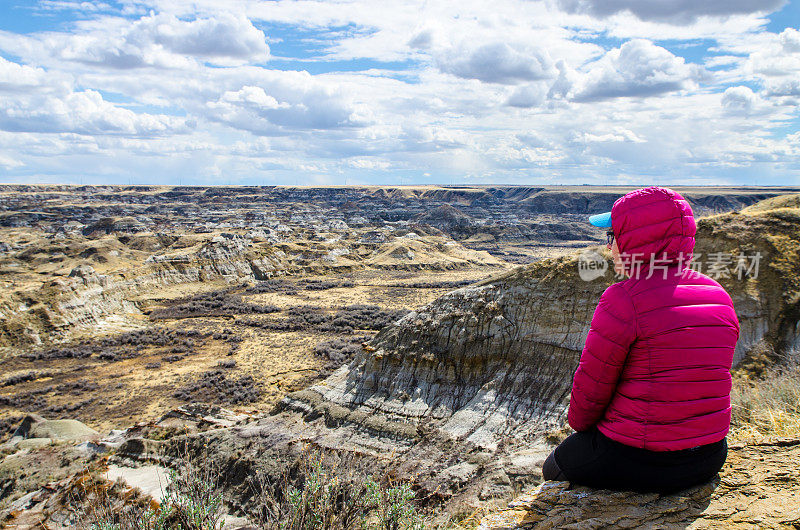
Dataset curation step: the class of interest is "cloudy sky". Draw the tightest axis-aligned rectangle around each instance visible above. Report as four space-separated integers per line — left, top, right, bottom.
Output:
0 0 798 186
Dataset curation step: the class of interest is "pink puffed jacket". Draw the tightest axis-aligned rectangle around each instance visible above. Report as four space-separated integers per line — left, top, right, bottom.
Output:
567 186 740 451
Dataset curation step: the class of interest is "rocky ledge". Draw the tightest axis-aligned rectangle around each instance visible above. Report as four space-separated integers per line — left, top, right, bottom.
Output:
478 438 800 529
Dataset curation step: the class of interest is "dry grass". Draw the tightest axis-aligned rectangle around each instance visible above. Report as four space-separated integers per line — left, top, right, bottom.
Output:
245 446 427 530
433 502 508 530
730 350 800 441
73 442 226 530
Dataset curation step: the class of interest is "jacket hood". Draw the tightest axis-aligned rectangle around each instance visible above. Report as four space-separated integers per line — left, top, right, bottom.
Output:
611 186 696 276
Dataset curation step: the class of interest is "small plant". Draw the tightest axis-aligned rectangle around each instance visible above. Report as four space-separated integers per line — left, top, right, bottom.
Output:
148 458 225 529
247 447 424 530
312 336 370 375
239 305 408 334
365 479 424 530
150 289 280 319
244 279 299 295
77 444 225 530
22 328 208 362
75 446 428 530
387 280 473 289
299 279 355 291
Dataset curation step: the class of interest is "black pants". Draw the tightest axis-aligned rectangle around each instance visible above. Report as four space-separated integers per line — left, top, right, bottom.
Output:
542 428 727 494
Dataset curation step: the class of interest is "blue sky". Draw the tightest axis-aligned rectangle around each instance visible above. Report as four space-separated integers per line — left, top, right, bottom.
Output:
0 0 798 186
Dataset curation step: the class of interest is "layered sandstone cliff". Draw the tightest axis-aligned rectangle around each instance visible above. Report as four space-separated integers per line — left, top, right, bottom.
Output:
282 197 800 453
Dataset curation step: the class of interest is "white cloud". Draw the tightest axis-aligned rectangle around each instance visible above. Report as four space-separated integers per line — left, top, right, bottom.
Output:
437 42 556 84
0 57 45 89
408 24 442 50
217 86 288 110
400 124 471 152
347 158 391 170
0 89 193 136
507 82 549 107
571 39 703 101
0 153 24 169
554 0 785 23
780 27 800 52
721 86 761 114
0 12 268 70
148 13 268 62
205 75 372 135
746 28 800 78
579 128 646 143
0 56 68 92
765 78 800 97
724 27 800 106
547 60 579 100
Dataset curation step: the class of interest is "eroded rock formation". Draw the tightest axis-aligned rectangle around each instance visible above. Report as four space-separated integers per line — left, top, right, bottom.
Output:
282 258 598 451
282 202 800 453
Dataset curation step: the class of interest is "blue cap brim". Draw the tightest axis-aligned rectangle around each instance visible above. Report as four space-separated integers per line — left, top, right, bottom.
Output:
589 211 612 228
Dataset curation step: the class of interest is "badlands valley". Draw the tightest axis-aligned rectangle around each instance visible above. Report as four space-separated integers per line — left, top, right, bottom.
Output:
1 184 799 528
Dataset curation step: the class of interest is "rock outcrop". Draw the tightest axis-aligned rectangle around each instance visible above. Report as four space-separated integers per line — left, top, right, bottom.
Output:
694 205 800 363
2 414 98 451
478 438 800 529
281 199 800 453
282 257 596 451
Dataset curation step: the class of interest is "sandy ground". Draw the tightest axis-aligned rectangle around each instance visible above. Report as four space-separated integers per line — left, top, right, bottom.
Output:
0 267 506 436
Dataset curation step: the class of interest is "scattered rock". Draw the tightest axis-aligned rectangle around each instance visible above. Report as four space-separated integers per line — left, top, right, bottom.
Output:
105 464 171 502
3 415 98 450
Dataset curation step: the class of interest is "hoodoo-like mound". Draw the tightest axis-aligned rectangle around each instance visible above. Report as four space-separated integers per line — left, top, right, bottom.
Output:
414 205 477 235
365 237 503 270
741 192 800 213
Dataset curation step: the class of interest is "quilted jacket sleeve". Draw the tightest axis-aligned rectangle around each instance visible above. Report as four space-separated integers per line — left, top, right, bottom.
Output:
567 282 637 432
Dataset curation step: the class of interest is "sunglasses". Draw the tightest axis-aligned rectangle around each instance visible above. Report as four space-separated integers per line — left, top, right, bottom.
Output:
606 230 615 246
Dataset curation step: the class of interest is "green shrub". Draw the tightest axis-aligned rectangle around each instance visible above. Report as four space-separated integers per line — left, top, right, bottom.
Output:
80 446 224 530
248 447 423 530
83 445 424 530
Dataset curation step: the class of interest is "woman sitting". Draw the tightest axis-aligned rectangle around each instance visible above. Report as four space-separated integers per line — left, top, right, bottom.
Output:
542 186 740 494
